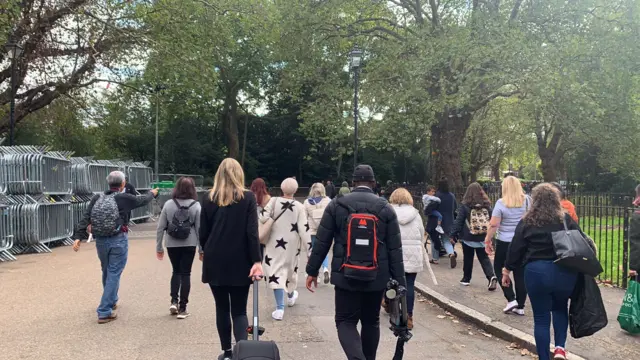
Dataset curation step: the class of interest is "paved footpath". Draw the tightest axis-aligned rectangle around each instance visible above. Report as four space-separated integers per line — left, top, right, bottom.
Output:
0 224 531 360
417 243 640 360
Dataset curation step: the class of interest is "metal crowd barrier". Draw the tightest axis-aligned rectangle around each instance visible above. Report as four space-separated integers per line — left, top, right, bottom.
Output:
1 146 72 195
71 194 94 227
3 195 73 254
125 162 153 190
130 190 153 222
0 200 16 261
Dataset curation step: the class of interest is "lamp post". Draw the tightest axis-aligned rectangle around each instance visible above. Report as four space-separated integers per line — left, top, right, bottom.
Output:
5 42 23 146
148 84 166 183
349 45 363 171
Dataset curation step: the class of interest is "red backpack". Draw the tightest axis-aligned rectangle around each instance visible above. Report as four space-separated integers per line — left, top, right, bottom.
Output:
337 199 387 282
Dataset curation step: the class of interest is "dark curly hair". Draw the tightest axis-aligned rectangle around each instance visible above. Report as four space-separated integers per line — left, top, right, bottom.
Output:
461 182 491 208
523 183 565 227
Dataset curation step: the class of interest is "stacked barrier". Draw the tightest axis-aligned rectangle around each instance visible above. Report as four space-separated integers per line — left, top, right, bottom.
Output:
0 146 74 257
0 147 155 262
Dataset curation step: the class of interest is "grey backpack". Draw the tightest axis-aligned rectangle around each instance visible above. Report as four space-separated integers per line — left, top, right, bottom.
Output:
90 193 121 237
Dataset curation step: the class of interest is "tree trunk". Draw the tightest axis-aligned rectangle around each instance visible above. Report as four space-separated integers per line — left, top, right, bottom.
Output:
491 160 501 181
432 111 472 188
336 153 343 180
539 149 558 182
223 92 240 160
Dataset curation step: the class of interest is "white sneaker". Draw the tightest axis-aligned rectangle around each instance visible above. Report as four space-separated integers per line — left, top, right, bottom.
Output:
435 225 444 234
323 267 330 284
272 309 284 321
287 290 299 307
512 308 525 316
503 300 518 313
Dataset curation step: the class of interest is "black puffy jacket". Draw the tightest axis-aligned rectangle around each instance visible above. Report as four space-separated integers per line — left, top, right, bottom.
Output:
306 187 406 292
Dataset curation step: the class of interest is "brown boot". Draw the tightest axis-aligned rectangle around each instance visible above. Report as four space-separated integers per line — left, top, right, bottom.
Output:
407 316 414 330
97 312 118 324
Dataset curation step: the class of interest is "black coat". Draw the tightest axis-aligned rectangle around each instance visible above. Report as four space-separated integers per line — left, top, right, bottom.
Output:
306 187 406 292
199 190 262 286
326 183 336 199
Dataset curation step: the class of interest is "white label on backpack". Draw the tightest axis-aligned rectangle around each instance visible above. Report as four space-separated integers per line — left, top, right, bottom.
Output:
355 239 369 246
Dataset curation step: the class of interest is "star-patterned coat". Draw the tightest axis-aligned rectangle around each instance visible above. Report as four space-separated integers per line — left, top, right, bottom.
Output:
259 197 311 292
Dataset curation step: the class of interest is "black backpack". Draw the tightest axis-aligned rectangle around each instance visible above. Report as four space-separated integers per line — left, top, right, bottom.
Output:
336 199 387 282
166 199 197 240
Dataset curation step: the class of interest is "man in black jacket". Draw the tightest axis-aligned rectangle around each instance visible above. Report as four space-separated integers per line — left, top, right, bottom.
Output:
306 165 405 360
325 179 336 199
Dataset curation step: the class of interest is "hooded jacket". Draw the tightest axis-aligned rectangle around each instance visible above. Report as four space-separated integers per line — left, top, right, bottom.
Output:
306 186 406 291
393 204 425 273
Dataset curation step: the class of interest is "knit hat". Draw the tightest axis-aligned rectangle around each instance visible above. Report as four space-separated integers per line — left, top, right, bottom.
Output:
341 181 349 188
352 164 375 182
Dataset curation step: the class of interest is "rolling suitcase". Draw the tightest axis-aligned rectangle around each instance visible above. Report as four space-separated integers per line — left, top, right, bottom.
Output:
232 279 281 360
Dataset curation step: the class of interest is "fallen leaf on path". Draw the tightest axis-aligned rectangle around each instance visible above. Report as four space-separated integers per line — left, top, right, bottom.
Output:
445 311 453 316
468 331 474 335
460 345 466 348
437 315 446 319
480 332 492 338
507 343 520 350
452 320 459 324
520 349 530 356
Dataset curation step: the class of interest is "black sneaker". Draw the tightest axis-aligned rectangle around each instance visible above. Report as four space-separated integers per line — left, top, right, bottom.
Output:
218 352 232 360
488 276 498 291
460 278 471 286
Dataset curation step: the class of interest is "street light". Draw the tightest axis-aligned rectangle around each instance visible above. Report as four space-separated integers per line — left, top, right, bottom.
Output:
148 84 166 183
349 44 363 171
5 41 23 146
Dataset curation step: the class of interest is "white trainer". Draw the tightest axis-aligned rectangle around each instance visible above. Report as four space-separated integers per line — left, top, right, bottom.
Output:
287 290 299 307
272 309 284 321
503 300 518 313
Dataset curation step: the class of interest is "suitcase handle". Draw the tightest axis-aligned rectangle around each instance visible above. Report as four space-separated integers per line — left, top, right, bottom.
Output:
251 277 262 340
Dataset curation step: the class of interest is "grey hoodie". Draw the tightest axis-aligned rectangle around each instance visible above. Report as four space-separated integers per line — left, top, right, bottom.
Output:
156 198 202 252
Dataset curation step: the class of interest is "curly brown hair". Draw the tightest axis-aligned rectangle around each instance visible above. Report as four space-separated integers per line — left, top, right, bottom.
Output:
523 183 565 227
461 182 491 208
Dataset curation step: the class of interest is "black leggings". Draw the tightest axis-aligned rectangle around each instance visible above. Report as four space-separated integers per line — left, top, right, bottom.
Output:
210 285 251 351
494 239 527 308
167 246 196 308
335 287 384 360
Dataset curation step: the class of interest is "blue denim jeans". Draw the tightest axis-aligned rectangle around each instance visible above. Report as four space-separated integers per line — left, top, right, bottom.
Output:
95 232 129 318
431 234 454 261
524 260 578 360
311 235 329 269
273 289 294 310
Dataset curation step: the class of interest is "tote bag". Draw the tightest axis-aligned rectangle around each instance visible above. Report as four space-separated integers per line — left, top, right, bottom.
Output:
551 217 603 277
617 278 640 334
258 198 287 245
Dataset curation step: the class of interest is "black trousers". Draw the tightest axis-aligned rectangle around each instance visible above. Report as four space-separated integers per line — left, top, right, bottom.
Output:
210 285 250 351
494 239 527 308
427 230 442 254
462 242 495 281
167 246 196 308
335 287 385 360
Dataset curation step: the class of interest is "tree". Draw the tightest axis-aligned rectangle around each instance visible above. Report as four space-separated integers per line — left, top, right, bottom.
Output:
0 0 144 134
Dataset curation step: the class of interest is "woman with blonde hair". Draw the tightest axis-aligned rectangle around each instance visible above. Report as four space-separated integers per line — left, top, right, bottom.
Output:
199 158 263 360
387 188 425 330
484 176 530 315
260 177 311 320
303 183 331 284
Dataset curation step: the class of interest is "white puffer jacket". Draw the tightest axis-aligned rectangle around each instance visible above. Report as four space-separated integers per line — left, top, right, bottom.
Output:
393 204 426 273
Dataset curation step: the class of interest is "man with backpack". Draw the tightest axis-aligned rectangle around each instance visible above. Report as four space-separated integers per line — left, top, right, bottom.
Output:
306 164 405 360
73 171 159 324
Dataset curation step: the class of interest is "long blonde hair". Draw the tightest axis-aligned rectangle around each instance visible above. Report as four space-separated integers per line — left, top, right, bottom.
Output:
210 158 245 206
502 176 525 208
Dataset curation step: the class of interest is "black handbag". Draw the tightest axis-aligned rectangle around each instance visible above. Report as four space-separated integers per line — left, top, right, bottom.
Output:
570 274 608 338
551 217 603 277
